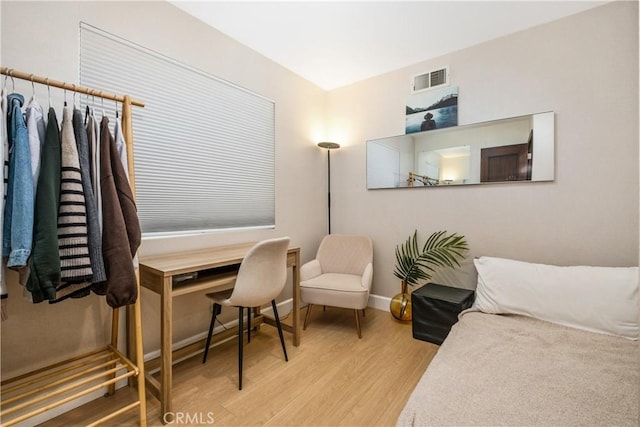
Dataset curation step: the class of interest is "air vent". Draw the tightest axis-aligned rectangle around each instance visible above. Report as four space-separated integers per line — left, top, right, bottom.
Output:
411 66 449 93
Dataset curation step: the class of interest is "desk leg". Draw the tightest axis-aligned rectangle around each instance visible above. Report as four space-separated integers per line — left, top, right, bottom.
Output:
161 277 173 424
292 251 300 347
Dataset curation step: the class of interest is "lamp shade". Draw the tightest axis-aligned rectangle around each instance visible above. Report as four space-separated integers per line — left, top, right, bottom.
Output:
317 141 340 150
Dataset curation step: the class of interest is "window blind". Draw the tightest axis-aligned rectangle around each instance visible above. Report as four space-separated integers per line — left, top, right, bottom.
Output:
79 23 275 236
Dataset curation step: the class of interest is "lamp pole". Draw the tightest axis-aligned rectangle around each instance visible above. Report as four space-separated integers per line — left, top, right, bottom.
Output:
317 142 340 234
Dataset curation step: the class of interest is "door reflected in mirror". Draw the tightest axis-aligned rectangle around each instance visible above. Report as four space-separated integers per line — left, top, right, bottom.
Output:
366 112 554 189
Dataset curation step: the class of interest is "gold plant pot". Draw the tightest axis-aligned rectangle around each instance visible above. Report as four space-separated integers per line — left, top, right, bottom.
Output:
390 280 412 321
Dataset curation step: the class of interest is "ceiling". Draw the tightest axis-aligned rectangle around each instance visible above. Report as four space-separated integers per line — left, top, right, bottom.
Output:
170 1 608 91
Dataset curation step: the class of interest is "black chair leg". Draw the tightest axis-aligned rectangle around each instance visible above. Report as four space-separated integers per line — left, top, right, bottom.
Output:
247 305 251 343
238 306 244 390
271 300 288 362
202 303 220 364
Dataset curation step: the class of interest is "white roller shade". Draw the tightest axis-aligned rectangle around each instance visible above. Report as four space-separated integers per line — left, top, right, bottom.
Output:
79 23 275 236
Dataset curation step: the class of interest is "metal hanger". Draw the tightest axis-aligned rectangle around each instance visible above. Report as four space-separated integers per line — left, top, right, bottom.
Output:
46 78 51 110
30 74 36 98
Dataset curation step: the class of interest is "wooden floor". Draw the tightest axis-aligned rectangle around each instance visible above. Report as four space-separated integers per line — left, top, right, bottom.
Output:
42 307 438 426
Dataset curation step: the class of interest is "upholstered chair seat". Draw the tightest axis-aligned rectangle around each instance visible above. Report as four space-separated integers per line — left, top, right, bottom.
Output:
299 272 370 309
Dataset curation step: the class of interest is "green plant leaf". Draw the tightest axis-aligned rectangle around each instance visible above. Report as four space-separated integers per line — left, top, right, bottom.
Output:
394 230 469 287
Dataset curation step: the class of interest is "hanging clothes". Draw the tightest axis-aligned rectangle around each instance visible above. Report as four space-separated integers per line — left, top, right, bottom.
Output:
19 95 47 303
86 106 102 231
113 113 138 269
92 116 140 308
113 114 129 180
52 106 93 303
2 93 34 269
1 87 8 320
25 95 46 192
72 107 106 283
26 108 61 303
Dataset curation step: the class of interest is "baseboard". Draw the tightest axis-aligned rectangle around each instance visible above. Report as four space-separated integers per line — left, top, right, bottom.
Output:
368 293 391 312
266 295 390 314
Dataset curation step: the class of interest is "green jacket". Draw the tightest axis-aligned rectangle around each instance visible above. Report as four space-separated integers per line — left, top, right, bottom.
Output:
27 108 61 303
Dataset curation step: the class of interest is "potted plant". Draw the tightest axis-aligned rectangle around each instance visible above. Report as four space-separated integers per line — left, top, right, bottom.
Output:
391 230 469 321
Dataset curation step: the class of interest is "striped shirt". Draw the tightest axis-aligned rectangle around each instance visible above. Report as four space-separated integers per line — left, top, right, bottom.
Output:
54 107 93 302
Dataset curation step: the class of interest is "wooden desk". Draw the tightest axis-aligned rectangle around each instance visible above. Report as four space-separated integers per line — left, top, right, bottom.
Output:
138 242 301 423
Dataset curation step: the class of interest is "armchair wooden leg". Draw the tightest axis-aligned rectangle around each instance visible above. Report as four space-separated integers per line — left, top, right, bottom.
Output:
354 309 362 339
362 308 366 317
303 304 313 330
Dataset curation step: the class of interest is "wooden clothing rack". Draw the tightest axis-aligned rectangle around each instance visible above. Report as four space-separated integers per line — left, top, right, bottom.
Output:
0 67 147 426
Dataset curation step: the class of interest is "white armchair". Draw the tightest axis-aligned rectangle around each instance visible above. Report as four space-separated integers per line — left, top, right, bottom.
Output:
300 234 373 338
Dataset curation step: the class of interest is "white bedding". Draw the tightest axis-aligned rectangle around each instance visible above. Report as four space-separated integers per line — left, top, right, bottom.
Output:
397 310 639 426
473 257 639 339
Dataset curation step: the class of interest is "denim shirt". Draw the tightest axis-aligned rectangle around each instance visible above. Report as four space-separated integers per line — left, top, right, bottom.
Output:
2 93 34 267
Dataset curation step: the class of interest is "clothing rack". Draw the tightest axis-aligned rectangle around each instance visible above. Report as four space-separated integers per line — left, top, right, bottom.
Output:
0 67 147 426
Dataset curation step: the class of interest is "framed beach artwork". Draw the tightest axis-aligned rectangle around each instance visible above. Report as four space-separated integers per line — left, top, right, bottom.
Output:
405 86 458 134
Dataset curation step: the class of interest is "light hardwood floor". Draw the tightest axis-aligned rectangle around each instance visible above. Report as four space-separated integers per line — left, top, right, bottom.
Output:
42 307 438 426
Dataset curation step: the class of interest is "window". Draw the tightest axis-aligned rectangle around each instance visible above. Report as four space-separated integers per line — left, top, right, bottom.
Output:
79 23 275 236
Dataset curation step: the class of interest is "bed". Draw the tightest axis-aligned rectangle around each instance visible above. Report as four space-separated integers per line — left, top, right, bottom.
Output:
398 257 639 427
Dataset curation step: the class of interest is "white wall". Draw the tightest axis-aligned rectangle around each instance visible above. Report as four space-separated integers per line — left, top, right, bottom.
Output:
0 1 327 378
327 1 639 296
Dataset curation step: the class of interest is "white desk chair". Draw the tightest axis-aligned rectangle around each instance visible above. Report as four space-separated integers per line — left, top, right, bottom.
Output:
202 237 290 390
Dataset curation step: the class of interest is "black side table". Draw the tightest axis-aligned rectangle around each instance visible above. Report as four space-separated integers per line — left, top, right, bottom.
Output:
411 283 475 345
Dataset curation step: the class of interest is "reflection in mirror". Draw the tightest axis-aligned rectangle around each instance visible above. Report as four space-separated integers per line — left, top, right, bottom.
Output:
366 112 554 189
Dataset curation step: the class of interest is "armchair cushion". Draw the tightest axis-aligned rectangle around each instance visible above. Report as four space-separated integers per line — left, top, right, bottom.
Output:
316 234 372 276
301 273 369 310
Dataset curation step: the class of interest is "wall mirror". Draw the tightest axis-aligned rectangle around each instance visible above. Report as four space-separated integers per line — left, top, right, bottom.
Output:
366 111 554 189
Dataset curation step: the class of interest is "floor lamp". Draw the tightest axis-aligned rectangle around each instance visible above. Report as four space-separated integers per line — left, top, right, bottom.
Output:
317 142 340 234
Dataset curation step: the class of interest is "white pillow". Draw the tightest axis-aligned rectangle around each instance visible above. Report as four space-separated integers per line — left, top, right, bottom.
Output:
473 256 639 339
